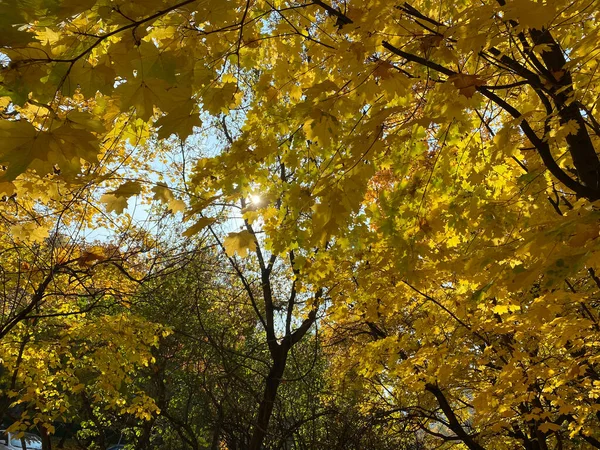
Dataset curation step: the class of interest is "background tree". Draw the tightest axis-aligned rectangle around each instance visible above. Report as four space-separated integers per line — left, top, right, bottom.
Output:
133 244 415 450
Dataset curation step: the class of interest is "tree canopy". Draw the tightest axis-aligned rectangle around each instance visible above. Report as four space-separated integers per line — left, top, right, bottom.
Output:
2 0 600 449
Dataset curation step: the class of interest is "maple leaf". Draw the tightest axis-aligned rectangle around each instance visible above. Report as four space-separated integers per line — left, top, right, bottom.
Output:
54 0 98 20
223 230 257 257
110 181 143 198
0 120 100 181
201 81 240 115
0 7 36 46
151 183 174 202
419 35 443 54
538 422 561 433
116 78 171 121
502 0 556 30
183 217 216 237
101 181 142 214
561 120 580 137
0 120 39 180
77 249 105 267
66 111 107 133
99 194 129 214
10 221 50 243
151 183 186 213
154 100 202 140
304 108 339 144
65 58 117 97
492 304 511 315
46 125 99 169
0 182 15 196
304 80 339 98
447 74 483 98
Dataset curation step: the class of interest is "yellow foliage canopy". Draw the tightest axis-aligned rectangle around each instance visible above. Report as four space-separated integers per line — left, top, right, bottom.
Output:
2 0 600 447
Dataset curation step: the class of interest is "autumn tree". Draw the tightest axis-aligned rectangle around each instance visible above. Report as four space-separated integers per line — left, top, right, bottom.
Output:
0 149 186 448
3 0 600 449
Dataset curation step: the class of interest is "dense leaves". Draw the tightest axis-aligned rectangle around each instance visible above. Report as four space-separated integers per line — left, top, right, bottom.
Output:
2 0 600 449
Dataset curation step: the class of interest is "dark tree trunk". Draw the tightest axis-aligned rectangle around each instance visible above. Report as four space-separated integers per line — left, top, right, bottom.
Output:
529 28 600 192
210 406 224 450
39 425 52 450
248 348 288 450
135 418 155 450
56 434 67 449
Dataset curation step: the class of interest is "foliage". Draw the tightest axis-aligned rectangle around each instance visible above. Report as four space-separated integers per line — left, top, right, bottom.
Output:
0 141 180 446
132 252 412 450
2 0 600 449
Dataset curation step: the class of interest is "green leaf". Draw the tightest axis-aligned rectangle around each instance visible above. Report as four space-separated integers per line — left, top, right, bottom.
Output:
65 58 116 97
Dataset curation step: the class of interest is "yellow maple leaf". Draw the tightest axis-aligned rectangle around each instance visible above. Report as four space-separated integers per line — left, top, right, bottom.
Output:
101 181 142 213
183 217 216 237
502 0 556 30
168 199 186 213
151 183 185 213
154 99 202 140
116 78 171 121
223 230 257 257
10 222 50 243
0 120 40 180
99 194 129 214
111 181 143 197
492 304 511 315
447 73 483 98
561 119 580 137
66 57 116 97
77 249 105 267
151 183 175 204
538 422 561 433
201 81 240 115
0 120 99 181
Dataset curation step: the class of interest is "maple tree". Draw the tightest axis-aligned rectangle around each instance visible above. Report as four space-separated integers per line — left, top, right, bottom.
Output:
0 184 177 449
0 132 185 447
2 0 600 448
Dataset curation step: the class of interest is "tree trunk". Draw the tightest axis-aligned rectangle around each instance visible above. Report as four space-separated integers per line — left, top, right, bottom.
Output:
529 28 600 192
135 417 155 450
210 405 223 450
39 425 52 450
248 348 288 450
56 434 67 449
